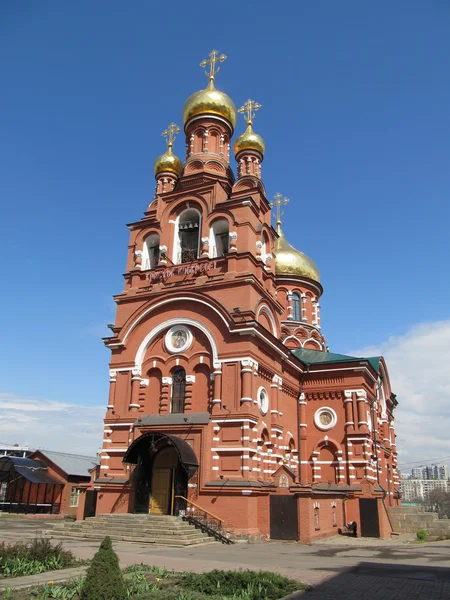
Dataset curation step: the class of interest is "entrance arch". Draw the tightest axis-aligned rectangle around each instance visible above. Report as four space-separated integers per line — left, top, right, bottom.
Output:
123 433 198 515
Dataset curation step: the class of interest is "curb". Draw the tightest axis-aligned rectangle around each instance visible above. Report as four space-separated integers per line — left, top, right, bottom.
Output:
0 566 88 592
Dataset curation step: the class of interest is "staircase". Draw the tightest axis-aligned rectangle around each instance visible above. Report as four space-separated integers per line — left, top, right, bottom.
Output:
47 514 217 546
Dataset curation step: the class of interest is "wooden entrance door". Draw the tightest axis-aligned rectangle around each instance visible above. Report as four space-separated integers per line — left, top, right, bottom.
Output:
149 447 178 515
149 469 172 514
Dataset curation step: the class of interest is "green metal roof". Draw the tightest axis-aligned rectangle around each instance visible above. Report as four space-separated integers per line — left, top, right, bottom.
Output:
291 348 380 373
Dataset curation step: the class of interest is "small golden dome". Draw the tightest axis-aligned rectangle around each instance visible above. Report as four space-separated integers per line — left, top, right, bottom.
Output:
275 229 320 283
234 123 265 156
182 80 237 128
153 145 182 177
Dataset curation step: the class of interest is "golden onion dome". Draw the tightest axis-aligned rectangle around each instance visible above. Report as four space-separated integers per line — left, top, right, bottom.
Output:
153 145 182 177
275 228 320 283
234 123 265 156
182 80 237 128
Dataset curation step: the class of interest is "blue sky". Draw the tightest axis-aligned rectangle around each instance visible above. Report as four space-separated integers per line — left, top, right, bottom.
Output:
1 1 449 465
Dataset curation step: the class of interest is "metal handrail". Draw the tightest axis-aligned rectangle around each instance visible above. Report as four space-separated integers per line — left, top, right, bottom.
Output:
174 495 223 526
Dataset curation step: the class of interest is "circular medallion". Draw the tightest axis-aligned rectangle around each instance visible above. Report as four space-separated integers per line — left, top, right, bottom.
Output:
314 407 337 431
257 386 269 416
165 325 193 354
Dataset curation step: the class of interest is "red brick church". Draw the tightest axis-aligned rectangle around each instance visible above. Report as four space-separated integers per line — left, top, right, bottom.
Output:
80 51 400 542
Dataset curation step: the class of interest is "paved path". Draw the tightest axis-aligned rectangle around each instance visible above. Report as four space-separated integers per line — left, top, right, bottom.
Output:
2 518 450 598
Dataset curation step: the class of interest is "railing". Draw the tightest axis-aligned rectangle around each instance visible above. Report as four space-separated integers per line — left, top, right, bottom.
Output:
178 250 198 264
174 495 234 544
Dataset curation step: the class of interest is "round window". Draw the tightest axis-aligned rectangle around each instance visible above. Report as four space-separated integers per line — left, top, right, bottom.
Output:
165 325 193 354
314 407 337 431
257 387 269 416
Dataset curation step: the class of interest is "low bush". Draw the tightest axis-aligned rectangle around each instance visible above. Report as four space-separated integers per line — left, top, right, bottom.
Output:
80 536 126 600
0 538 76 578
416 529 427 541
181 569 300 599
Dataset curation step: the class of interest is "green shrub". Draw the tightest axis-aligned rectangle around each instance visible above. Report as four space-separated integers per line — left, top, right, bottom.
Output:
80 536 126 600
0 537 75 578
181 570 299 599
417 529 427 541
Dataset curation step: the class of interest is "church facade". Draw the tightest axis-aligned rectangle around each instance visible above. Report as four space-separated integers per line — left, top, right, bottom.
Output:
83 51 400 542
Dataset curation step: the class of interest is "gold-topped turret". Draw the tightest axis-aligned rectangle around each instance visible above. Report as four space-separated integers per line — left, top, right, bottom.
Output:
234 99 266 156
154 122 183 177
182 50 237 129
271 193 321 283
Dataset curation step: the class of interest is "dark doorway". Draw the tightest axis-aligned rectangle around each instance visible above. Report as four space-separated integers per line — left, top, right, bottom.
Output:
359 498 380 537
133 453 152 513
83 490 97 519
124 432 198 516
270 495 298 540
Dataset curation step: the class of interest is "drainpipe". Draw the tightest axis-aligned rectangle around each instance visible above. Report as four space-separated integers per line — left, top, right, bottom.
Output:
371 375 394 534
297 365 310 485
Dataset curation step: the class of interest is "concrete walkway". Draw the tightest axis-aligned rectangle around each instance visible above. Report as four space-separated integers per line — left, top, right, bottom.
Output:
2 518 450 598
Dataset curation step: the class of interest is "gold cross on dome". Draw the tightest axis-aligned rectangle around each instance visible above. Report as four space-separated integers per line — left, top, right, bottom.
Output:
270 192 290 226
200 49 227 81
162 122 180 148
238 99 261 125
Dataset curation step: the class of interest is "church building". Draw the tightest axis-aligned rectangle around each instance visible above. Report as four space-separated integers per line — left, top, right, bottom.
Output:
83 51 400 542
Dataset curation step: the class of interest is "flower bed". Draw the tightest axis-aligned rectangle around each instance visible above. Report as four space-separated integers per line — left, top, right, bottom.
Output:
0 564 304 599
0 538 80 578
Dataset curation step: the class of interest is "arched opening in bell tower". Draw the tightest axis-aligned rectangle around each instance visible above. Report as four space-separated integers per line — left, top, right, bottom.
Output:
174 208 201 264
210 218 229 257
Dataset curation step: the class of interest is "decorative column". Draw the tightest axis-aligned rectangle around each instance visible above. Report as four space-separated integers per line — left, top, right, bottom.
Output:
107 370 117 411
129 368 142 411
212 363 222 415
287 291 293 320
344 391 355 432
356 389 369 433
270 375 280 425
184 375 195 412
312 450 320 482
160 377 172 414
301 294 307 322
255 241 263 260
336 450 344 483
201 237 210 257
229 232 237 252
158 245 168 267
240 360 253 405
202 129 209 153
134 250 143 270
299 393 308 483
264 253 273 272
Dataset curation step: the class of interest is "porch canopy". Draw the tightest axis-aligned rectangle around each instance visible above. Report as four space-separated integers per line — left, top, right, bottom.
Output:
0 456 63 514
123 432 198 477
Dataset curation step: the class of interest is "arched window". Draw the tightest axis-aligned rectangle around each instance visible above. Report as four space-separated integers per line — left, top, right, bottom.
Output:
210 219 229 257
142 233 160 270
171 367 186 413
175 209 200 264
292 292 301 321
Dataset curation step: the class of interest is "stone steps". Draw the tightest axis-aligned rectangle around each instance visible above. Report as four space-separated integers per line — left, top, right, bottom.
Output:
47 514 216 547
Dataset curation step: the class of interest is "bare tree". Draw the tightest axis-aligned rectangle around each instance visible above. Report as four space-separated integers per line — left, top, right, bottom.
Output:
425 489 450 518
